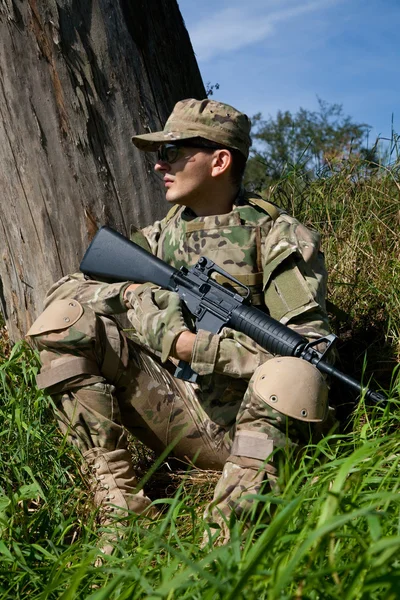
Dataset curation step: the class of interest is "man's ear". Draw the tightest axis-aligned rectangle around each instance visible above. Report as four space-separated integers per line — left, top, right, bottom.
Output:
211 149 232 178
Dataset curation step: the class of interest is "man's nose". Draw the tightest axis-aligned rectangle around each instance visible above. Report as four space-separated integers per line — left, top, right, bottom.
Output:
154 160 171 173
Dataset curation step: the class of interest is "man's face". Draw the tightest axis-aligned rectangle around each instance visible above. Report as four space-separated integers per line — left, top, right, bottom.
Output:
154 144 215 210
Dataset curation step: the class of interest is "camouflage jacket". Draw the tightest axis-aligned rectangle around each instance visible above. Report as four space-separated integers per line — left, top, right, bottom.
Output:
43 192 330 382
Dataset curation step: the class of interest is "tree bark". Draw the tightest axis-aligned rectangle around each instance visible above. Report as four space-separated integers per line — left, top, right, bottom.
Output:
0 0 205 340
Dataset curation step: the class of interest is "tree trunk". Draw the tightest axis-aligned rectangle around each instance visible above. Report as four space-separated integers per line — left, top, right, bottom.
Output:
0 0 205 341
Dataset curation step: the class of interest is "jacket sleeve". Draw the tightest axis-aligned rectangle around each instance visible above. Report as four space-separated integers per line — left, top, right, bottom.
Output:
261 214 330 340
190 327 272 380
139 218 166 255
43 273 131 315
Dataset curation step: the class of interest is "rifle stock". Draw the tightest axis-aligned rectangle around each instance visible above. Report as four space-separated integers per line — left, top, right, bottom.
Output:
80 226 176 289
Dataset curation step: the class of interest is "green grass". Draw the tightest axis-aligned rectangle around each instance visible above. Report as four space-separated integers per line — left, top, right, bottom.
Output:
0 158 399 598
0 342 399 598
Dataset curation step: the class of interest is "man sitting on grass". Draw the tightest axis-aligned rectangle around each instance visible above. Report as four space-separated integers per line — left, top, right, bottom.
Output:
28 98 332 547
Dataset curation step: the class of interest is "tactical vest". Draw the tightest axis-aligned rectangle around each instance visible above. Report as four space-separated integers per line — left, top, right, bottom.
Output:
155 196 283 306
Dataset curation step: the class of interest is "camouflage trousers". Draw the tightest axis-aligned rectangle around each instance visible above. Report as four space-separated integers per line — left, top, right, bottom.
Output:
34 303 319 542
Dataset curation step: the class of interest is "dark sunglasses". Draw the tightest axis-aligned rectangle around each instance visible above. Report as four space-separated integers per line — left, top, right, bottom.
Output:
157 142 222 164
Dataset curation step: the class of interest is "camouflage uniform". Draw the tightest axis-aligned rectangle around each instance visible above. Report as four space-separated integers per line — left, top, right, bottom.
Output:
28 99 332 545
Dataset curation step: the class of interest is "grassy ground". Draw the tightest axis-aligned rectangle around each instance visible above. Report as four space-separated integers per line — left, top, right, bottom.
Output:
0 159 399 598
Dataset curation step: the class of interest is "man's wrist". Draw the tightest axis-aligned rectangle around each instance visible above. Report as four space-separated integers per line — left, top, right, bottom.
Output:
124 283 141 300
171 330 196 362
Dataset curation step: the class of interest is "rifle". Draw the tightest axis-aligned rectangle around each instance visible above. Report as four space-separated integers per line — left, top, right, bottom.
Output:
80 226 385 404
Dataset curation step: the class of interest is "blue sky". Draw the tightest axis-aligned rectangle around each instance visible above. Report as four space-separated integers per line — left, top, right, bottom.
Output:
178 0 399 148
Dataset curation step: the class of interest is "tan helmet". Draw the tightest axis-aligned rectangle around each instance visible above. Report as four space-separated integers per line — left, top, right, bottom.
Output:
252 356 329 422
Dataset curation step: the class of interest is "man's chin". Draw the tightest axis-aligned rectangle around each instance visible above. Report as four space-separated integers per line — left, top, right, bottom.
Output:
165 192 184 205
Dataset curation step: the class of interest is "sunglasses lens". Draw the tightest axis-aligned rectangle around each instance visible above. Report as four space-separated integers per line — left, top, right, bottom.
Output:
158 144 179 163
157 142 219 163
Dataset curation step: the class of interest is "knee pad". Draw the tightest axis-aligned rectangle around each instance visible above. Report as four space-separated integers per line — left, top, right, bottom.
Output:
252 356 329 422
27 299 97 350
27 299 126 390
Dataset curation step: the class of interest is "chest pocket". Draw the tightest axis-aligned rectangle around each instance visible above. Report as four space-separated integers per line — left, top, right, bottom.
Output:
185 212 264 305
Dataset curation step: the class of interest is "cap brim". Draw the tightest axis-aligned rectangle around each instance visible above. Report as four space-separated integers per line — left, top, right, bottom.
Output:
131 131 197 151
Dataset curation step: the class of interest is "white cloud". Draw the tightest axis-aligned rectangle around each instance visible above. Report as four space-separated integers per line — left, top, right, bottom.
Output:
188 0 343 61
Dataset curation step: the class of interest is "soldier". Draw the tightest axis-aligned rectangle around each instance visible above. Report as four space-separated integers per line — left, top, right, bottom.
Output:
27 98 332 547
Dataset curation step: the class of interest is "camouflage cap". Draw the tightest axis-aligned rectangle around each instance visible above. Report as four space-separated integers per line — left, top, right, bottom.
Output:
132 98 252 158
